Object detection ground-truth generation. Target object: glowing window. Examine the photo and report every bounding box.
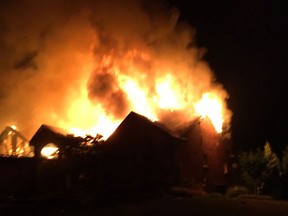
[40,143,59,159]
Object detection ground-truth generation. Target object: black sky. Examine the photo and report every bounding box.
[173,0,288,153]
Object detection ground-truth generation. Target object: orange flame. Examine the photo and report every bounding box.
[56,94,120,139]
[65,86,224,138]
[155,74,182,110]
[0,0,232,142]
[120,77,157,121]
[194,93,224,133]
[52,51,229,138]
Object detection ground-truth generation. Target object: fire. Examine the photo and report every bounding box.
[120,77,157,121]
[155,74,181,110]
[40,143,59,159]
[0,1,232,140]
[55,55,228,138]
[57,93,120,139]
[10,125,17,130]
[194,93,224,133]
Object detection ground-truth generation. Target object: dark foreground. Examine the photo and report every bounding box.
[1,194,288,216]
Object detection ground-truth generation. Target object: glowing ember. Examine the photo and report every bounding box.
[40,143,59,159]
[194,93,224,133]
[10,125,17,130]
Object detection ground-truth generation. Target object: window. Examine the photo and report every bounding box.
[40,143,59,159]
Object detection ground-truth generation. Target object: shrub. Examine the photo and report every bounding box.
[209,192,224,199]
[226,185,250,198]
[169,186,207,197]
[237,194,273,200]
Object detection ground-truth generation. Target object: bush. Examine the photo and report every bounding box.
[169,186,207,197]
[209,192,224,199]
[237,194,273,200]
[226,186,250,198]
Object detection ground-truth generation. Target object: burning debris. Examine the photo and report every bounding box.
[29,124,104,159]
[0,126,34,157]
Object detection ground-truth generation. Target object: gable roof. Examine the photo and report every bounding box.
[29,124,69,158]
[106,111,183,145]
[31,124,69,139]
[103,111,184,155]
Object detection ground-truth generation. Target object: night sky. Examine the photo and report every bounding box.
[174,0,288,154]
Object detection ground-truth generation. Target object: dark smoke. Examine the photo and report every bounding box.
[88,67,129,118]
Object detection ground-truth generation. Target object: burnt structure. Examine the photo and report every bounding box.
[0,126,33,157]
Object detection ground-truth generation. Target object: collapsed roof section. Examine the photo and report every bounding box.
[0,126,34,157]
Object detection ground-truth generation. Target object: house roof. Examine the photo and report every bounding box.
[29,124,71,144]
[32,124,69,138]
[105,111,184,147]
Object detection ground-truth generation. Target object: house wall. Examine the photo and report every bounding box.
[101,114,181,194]
[176,117,228,192]
[30,130,65,158]
[0,157,37,197]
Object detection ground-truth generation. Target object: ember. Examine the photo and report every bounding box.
[40,143,59,159]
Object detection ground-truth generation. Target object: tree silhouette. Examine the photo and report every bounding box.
[238,142,280,194]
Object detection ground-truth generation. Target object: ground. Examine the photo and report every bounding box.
[1,195,288,216]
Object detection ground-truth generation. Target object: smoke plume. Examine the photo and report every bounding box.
[0,0,232,138]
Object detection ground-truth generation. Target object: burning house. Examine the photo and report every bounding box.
[0,111,229,197]
[0,0,233,198]
[1,109,227,197]
[0,126,33,157]
[98,111,183,194]
[0,126,36,197]
[30,124,71,159]
[177,117,229,192]
[97,111,229,194]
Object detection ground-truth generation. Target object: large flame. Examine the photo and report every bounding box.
[194,93,224,133]
[0,0,232,139]
[58,51,229,137]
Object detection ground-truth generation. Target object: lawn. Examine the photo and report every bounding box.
[2,194,288,216]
